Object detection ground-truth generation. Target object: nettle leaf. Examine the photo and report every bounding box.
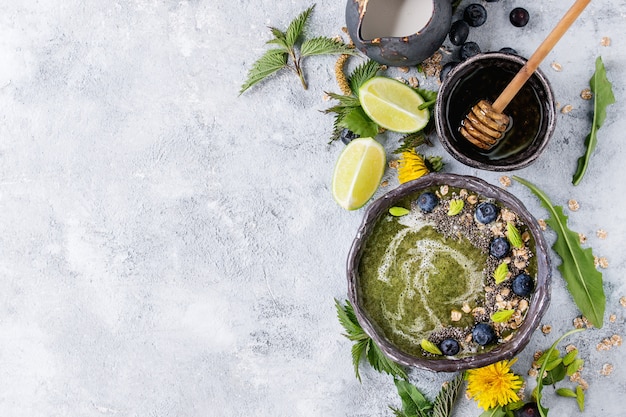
[432,373,464,417]
[338,107,379,138]
[394,379,434,417]
[491,309,515,323]
[267,27,288,48]
[573,56,615,185]
[367,339,408,380]
[324,92,361,107]
[239,49,288,94]
[494,262,509,284]
[513,176,606,328]
[447,200,464,216]
[300,36,356,57]
[506,222,523,248]
[394,131,428,154]
[415,88,438,110]
[349,60,383,96]
[390,207,410,217]
[285,4,314,46]
[421,339,442,355]
[351,339,369,382]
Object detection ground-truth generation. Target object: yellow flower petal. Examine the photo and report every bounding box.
[397,150,430,184]
[466,359,524,410]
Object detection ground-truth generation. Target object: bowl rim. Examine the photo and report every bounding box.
[346,173,552,372]
[435,52,556,171]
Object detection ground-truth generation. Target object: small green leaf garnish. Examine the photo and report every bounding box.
[513,176,606,328]
[573,56,615,185]
[421,338,443,355]
[338,107,379,138]
[447,200,464,216]
[556,388,577,398]
[506,222,523,248]
[391,379,434,417]
[389,207,410,217]
[562,348,578,366]
[432,373,464,417]
[426,155,444,173]
[491,309,515,323]
[494,262,509,284]
[566,358,584,376]
[576,385,585,411]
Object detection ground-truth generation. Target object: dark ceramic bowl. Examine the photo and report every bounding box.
[435,53,556,171]
[346,0,451,66]
[346,173,551,372]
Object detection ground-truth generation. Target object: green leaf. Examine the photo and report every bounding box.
[513,176,606,328]
[267,27,288,48]
[285,4,314,47]
[349,60,383,96]
[421,338,442,355]
[367,340,408,380]
[478,406,507,417]
[447,200,464,216]
[534,329,585,417]
[494,262,509,284]
[432,373,464,417]
[415,88,438,103]
[334,298,368,341]
[394,379,433,417]
[566,358,584,376]
[390,207,410,217]
[239,49,288,94]
[576,385,585,411]
[573,56,615,185]
[300,36,356,57]
[506,222,523,248]
[338,107,379,138]
[556,388,577,398]
[491,309,515,323]
[544,357,563,372]
[394,131,428,154]
[324,92,361,108]
[426,156,444,172]
[562,348,579,366]
[351,339,369,382]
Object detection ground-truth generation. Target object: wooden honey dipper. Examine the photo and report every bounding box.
[460,0,591,150]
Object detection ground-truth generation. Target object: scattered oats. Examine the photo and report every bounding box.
[322,93,331,101]
[465,391,472,400]
[594,256,599,268]
[580,88,593,100]
[462,302,472,314]
[600,363,614,376]
[501,288,510,297]
[501,209,516,222]
[610,334,622,346]
[395,77,408,84]
[597,341,611,351]
[484,286,494,293]
[451,310,463,322]
[389,160,400,169]
[331,35,343,42]
[380,180,390,187]
[538,219,547,230]
[596,229,607,239]
[408,76,419,88]
[522,231,531,242]
[582,316,593,328]
[601,36,611,46]
[518,299,529,312]
[528,368,538,377]
[467,195,478,205]
[534,350,543,361]
[399,66,410,73]
[551,61,563,72]
[565,344,577,353]
[609,314,617,323]
[459,189,468,198]
[561,104,574,114]
[380,65,388,71]
[597,256,609,269]
[440,185,449,195]
[542,325,552,334]
[499,176,512,187]
[421,52,443,78]
[341,26,349,34]
[568,199,579,211]
[579,233,587,244]
[573,317,586,329]
[620,296,626,307]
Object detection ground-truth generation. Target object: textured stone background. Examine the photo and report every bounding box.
[0,0,625,416]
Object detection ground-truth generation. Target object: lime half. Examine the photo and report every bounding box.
[332,137,386,211]
[359,76,429,133]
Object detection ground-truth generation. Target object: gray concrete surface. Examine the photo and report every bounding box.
[0,0,625,416]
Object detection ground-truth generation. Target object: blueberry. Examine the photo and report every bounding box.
[510,7,530,27]
[463,4,487,27]
[514,402,540,417]
[490,237,510,259]
[459,41,481,60]
[439,338,460,356]
[340,128,359,145]
[499,47,518,55]
[472,323,496,346]
[416,192,439,213]
[475,202,498,224]
[512,273,534,297]
[449,20,470,46]
[440,61,459,82]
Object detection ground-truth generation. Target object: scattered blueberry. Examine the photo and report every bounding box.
[459,41,481,60]
[475,202,498,224]
[510,7,530,27]
[449,20,470,46]
[472,323,496,346]
[463,4,487,27]
[416,192,439,213]
[514,402,540,417]
[490,237,510,259]
[440,61,459,82]
[439,338,460,356]
[499,47,518,55]
[512,273,535,297]
[340,128,359,145]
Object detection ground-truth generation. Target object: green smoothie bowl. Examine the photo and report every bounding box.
[347,173,551,372]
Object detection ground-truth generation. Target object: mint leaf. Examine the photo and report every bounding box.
[513,176,606,328]
[573,56,615,185]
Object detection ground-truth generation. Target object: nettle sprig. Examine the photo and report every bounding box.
[240,4,356,94]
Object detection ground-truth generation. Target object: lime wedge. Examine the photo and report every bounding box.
[359,76,429,133]
[332,137,386,211]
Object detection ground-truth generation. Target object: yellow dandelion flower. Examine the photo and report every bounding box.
[398,150,430,184]
[466,359,524,410]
